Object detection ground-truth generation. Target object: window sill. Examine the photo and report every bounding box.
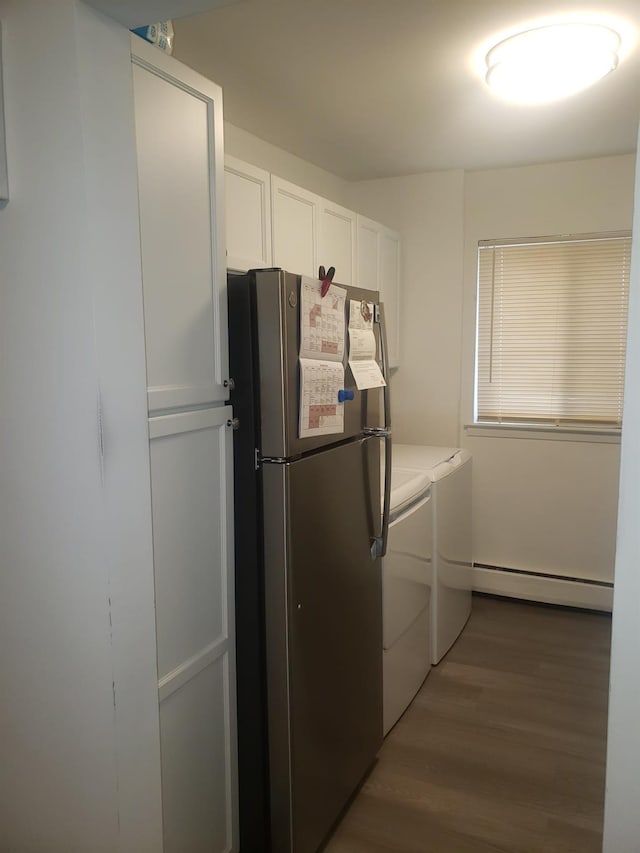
[464,423,621,444]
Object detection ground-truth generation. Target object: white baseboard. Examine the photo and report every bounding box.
[473,565,613,612]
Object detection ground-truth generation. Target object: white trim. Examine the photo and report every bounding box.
[473,565,613,611]
[158,636,230,702]
[148,404,231,439]
[147,384,223,414]
[478,230,632,248]
[465,423,621,444]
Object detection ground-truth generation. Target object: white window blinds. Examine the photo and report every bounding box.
[476,233,631,428]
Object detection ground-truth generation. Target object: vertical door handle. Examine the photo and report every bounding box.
[364,301,392,558]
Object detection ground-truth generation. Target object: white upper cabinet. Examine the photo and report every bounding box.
[271,175,318,278]
[318,198,357,286]
[356,214,381,293]
[132,43,228,412]
[228,159,402,367]
[225,155,272,273]
[357,215,401,369]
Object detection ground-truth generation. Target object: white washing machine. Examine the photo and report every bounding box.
[382,465,433,734]
[392,445,473,665]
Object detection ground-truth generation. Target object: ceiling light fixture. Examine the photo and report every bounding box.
[485,22,621,103]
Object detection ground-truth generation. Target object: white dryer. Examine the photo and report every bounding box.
[392,445,473,665]
[382,465,433,734]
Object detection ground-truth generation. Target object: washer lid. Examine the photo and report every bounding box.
[393,445,471,481]
[383,466,431,513]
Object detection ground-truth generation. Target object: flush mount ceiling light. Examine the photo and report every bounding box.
[485,22,621,103]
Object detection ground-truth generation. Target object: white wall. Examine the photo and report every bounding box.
[462,155,635,584]
[603,128,640,852]
[348,170,465,445]
[0,2,162,849]
[224,121,350,205]
[348,154,634,586]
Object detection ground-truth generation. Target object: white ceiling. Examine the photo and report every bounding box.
[83,0,237,28]
[173,0,640,181]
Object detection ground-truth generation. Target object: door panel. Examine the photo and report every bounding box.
[159,659,231,853]
[437,461,473,591]
[225,155,272,272]
[384,495,432,648]
[356,214,380,292]
[132,58,227,411]
[389,492,433,560]
[148,406,237,852]
[271,176,317,278]
[433,460,473,662]
[318,198,356,286]
[149,409,228,678]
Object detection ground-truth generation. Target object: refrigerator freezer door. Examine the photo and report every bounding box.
[262,437,382,853]
[252,269,384,458]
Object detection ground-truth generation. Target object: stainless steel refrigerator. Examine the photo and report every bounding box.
[228,268,392,853]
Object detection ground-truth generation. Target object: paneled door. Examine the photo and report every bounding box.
[356,214,381,293]
[131,35,238,853]
[318,198,357,286]
[271,175,318,277]
[149,408,237,853]
[132,38,228,413]
[225,155,272,272]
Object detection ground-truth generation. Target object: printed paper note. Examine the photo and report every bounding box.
[348,299,386,390]
[300,277,346,362]
[299,358,345,438]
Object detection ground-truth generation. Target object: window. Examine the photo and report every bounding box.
[476,233,631,429]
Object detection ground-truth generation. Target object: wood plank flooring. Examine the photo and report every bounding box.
[324,595,611,853]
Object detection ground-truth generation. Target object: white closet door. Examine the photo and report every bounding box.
[149,407,237,853]
[225,155,272,272]
[132,46,227,412]
[271,175,318,278]
[318,198,357,286]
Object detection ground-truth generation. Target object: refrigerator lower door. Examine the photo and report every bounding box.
[262,437,382,853]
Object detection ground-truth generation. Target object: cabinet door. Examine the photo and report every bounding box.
[132,43,228,412]
[225,155,272,273]
[149,407,237,853]
[380,226,401,369]
[356,214,381,293]
[318,198,356,286]
[271,175,318,278]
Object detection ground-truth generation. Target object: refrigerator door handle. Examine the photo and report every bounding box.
[378,429,392,558]
[365,301,392,559]
[375,302,392,435]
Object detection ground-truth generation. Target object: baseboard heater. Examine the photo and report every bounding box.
[473,563,613,612]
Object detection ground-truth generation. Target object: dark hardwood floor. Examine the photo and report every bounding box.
[325,595,612,853]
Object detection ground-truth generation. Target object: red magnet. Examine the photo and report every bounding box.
[319,265,335,297]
